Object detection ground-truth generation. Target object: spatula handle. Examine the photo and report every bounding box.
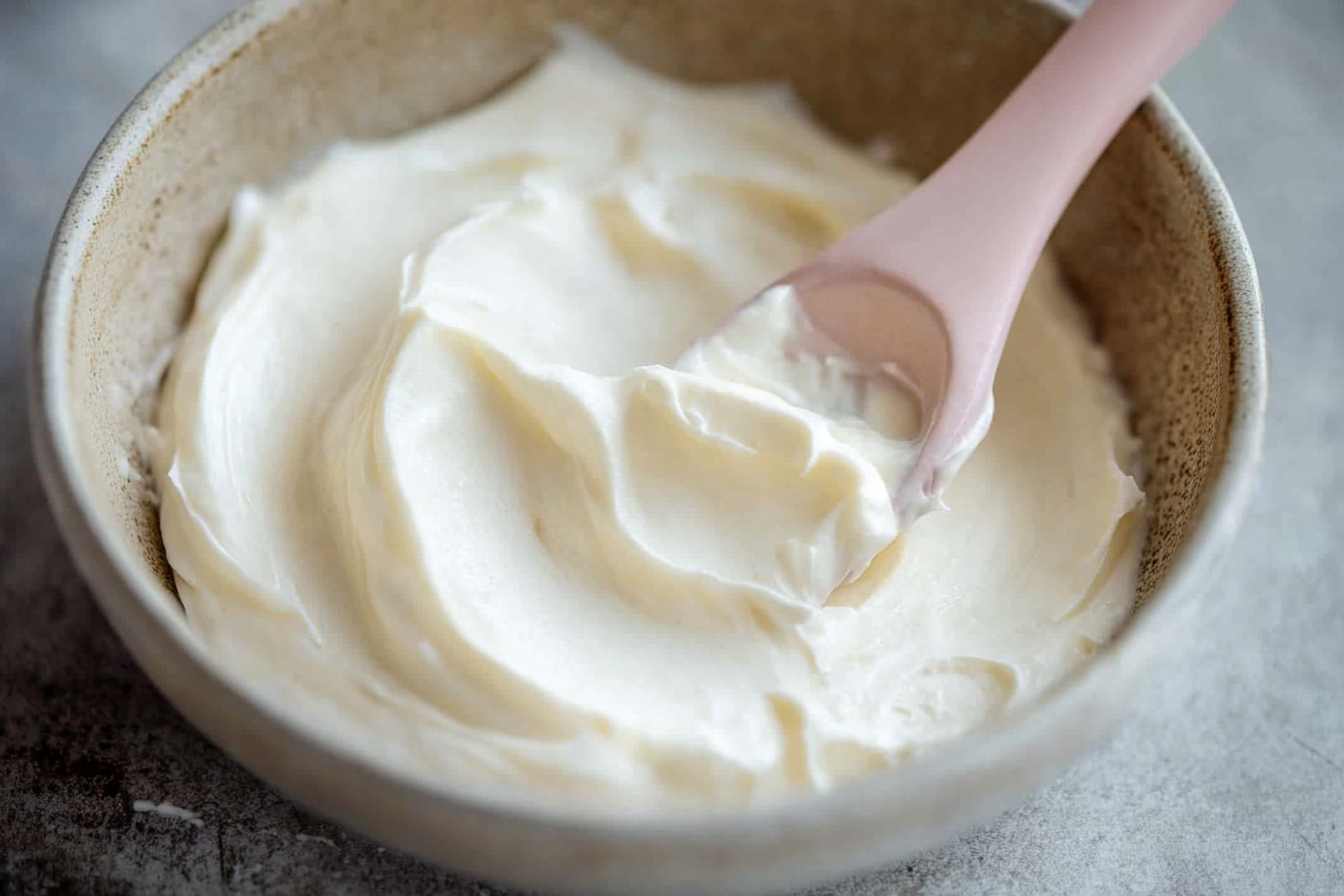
[830,0,1235,347]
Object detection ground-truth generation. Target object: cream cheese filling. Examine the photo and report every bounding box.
[155,33,1144,807]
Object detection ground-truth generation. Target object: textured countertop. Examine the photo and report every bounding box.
[2,1,1341,893]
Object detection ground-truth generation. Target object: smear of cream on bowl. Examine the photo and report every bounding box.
[153,31,1143,807]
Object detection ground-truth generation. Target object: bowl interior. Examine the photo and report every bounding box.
[55,0,1249,619]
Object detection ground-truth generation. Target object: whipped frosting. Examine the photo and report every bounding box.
[155,33,1144,808]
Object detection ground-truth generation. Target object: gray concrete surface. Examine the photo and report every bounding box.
[2,0,1341,893]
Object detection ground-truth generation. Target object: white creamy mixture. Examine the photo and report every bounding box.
[155,35,1144,807]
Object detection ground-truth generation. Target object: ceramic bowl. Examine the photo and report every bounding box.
[30,1,1265,892]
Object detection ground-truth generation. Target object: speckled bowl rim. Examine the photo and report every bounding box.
[29,1,1265,892]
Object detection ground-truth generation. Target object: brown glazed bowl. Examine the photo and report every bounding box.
[29,1,1264,893]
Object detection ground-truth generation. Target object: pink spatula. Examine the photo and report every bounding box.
[701,0,1233,525]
